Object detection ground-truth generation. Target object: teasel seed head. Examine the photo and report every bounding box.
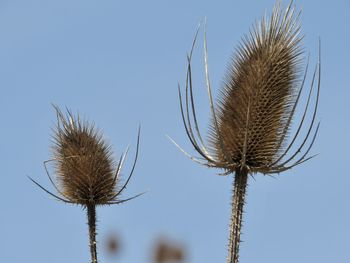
[171,2,320,263]
[30,105,142,206]
[212,1,304,173]
[29,105,143,263]
[171,0,320,176]
[53,107,117,205]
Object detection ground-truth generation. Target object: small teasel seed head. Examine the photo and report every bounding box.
[211,2,303,172]
[52,106,116,205]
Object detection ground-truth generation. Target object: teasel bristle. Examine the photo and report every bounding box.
[171,1,320,263]
[29,105,143,263]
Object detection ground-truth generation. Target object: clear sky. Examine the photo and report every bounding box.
[0,0,349,262]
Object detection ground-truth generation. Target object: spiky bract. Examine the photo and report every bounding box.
[52,107,116,205]
[212,3,303,173]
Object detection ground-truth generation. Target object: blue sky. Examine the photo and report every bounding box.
[0,0,349,262]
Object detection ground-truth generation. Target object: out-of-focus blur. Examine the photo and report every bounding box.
[104,232,122,258]
[153,237,186,263]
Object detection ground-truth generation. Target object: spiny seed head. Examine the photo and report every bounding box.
[52,106,117,205]
[211,3,303,172]
[175,1,319,176]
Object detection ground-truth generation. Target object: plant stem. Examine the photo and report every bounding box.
[87,204,98,263]
[227,168,248,263]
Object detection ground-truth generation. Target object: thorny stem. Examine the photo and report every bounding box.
[227,168,248,263]
[87,204,98,263]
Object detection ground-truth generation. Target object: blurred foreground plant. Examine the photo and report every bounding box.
[30,105,142,263]
[153,238,186,263]
[170,1,320,262]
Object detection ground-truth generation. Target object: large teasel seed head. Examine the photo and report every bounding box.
[172,0,320,176]
[173,2,320,263]
[212,2,304,173]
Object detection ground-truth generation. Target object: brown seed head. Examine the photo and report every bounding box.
[174,1,320,175]
[212,3,303,172]
[29,105,141,206]
[52,106,116,205]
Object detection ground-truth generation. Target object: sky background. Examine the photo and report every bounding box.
[0,0,349,262]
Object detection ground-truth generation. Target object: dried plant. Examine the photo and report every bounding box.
[153,238,186,263]
[30,105,142,263]
[170,1,320,263]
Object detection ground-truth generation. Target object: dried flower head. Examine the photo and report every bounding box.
[172,2,320,176]
[211,3,320,175]
[30,105,142,263]
[30,105,141,206]
[171,1,320,263]
[52,108,116,205]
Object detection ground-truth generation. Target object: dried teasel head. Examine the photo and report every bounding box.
[171,0,320,175]
[30,105,143,263]
[30,105,142,206]
[171,2,321,263]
